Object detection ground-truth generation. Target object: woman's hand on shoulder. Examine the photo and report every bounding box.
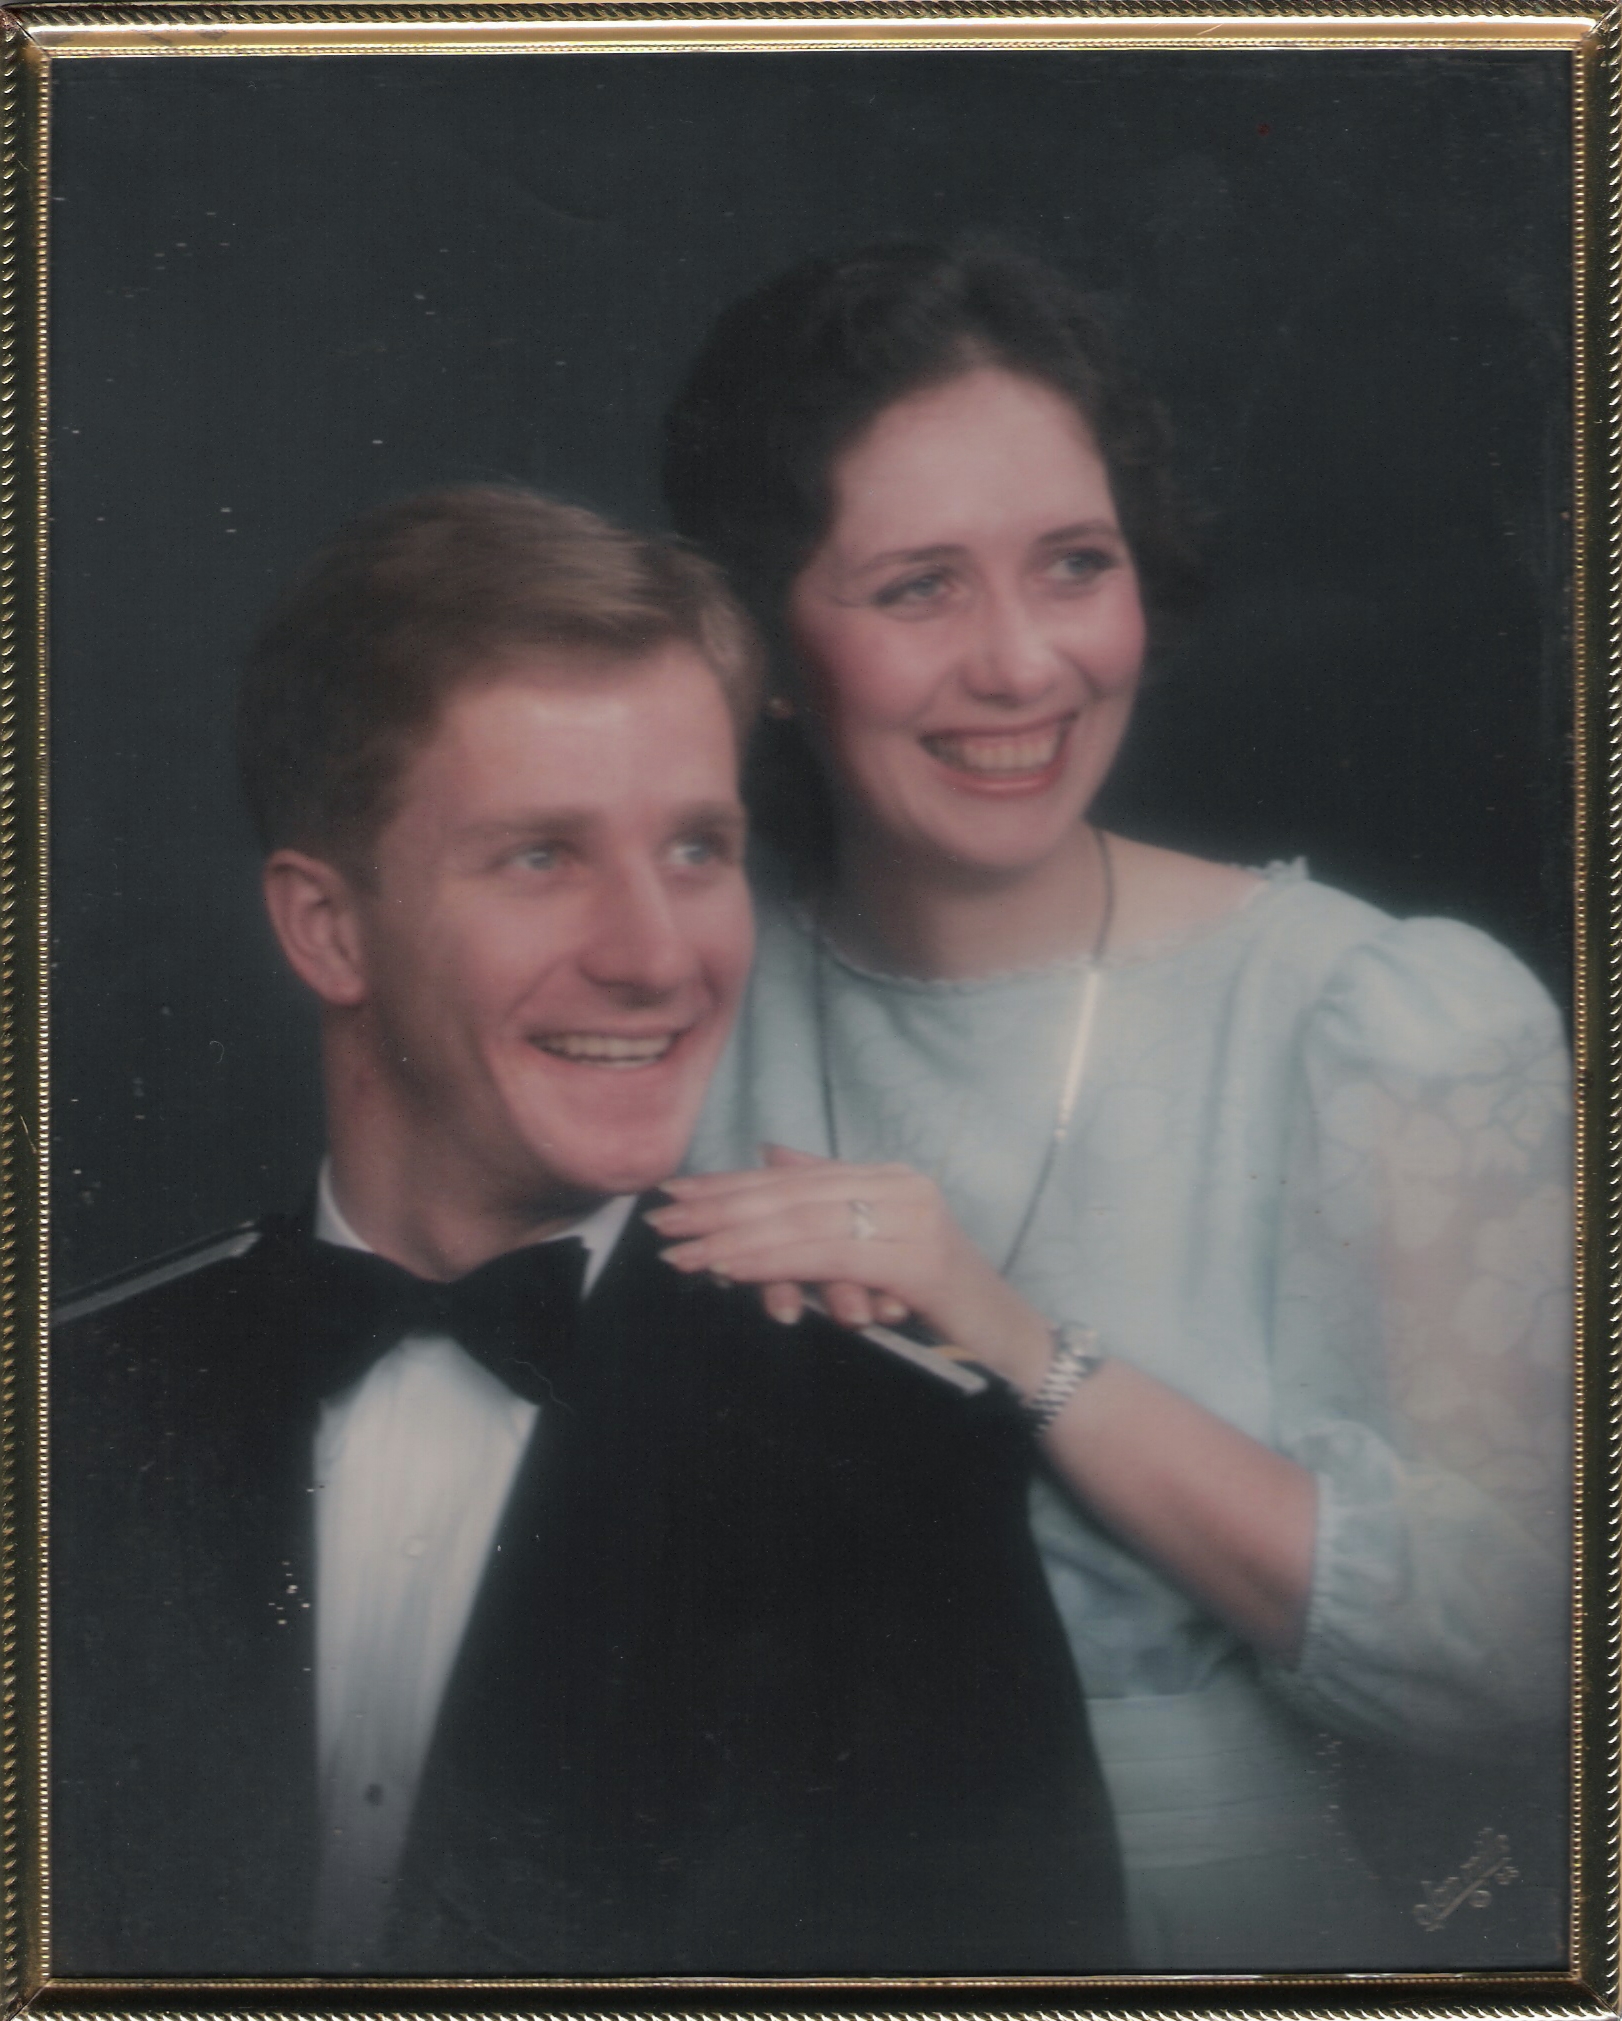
[647,1147,1053,1394]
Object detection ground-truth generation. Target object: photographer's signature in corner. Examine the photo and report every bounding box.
[1413,1827,1519,1931]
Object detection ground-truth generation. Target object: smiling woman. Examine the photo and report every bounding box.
[666,241,1572,1972]
[785,370,1147,935]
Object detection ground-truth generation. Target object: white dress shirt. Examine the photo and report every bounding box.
[310,1168,634,1963]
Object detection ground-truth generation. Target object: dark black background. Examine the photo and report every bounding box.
[50,48,1572,1292]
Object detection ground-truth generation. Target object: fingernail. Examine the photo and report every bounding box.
[766,1292,800,1326]
[660,1247,701,1272]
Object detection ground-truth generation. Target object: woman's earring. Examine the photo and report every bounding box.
[765,694,796,720]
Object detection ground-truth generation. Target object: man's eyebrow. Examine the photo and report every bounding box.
[455,802,747,844]
[456,810,599,843]
[670,801,748,832]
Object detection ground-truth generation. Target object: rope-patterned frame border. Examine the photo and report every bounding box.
[0,8,1613,2017]
[0,2,1607,20]
[1573,5,1620,2009]
[1,13,44,2019]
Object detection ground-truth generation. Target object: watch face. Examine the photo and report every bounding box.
[1055,1323,1101,1364]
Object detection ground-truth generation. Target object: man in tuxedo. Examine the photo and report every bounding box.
[52,487,1124,1978]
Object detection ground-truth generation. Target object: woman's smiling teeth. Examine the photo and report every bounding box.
[922,719,1071,776]
[535,1032,678,1067]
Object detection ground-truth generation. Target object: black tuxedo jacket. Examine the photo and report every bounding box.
[52,1205,1124,1977]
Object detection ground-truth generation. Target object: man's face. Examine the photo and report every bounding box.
[345,645,752,1219]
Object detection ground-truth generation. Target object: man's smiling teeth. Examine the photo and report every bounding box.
[923,723,1067,774]
[535,1033,676,1067]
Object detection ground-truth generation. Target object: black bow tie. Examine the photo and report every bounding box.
[302,1234,588,1406]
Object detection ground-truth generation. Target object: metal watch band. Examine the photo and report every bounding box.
[1025,1321,1105,1433]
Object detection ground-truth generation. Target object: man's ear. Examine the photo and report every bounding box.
[262,849,371,1007]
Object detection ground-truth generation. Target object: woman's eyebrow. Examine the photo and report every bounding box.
[1035,519,1126,544]
[846,542,962,574]
[845,520,1126,575]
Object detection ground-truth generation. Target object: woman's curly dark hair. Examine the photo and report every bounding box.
[661,240,1205,874]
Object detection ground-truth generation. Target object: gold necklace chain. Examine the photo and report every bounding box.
[812,825,1116,1277]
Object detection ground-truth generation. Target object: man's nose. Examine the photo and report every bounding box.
[962,587,1063,704]
[579,864,694,997]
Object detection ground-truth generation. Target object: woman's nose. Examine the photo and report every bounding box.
[962,589,1063,703]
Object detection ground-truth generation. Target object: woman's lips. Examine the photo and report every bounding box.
[920,715,1074,790]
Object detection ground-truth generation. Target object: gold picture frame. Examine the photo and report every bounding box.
[2,2,1612,2012]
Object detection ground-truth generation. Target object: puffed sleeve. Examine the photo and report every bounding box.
[1262,917,1571,1748]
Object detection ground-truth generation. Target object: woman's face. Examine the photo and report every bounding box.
[787,366,1147,881]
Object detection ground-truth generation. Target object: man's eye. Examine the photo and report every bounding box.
[514,842,562,871]
[670,833,730,869]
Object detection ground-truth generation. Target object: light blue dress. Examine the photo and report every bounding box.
[689,857,1571,1971]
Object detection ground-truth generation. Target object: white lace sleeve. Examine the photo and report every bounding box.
[1262,918,1571,1747]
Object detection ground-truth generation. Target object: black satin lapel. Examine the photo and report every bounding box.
[391,1215,695,1970]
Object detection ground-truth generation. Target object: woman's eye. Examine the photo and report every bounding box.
[874,569,952,610]
[1050,547,1117,587]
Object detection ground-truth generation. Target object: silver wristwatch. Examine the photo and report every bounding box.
[1025,1321,1105,1433]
